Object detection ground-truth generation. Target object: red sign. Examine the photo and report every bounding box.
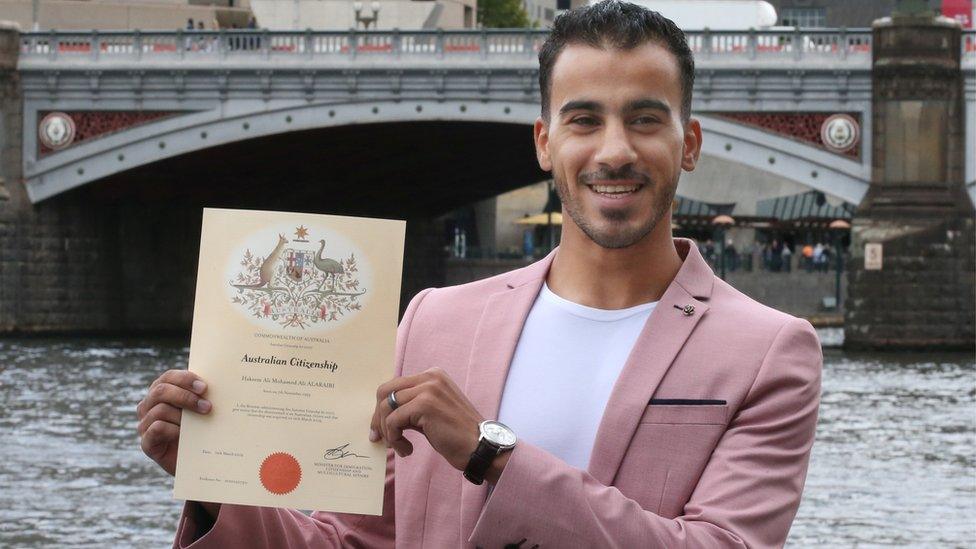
[943,0,973,28]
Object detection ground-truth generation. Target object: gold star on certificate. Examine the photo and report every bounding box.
[294,225,310,241]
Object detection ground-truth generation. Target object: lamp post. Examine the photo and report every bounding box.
[711,214,735,280]
[353,1,381,29]
[828,219,850,311]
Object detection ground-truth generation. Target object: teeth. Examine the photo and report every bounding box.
[591,184,639,194]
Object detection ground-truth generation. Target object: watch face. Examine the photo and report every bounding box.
[482,421,516,447]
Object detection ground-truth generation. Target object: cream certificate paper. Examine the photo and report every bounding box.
[174,207,405,515]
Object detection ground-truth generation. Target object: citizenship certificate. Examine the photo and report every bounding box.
[174,207,405,515]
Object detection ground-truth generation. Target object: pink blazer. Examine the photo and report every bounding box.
[176,238,822,548]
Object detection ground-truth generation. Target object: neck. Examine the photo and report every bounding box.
[546,213,683,310]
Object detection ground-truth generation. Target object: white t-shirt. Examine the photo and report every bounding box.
[496,283,657,470]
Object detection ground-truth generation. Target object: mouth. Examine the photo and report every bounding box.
[587,183,644,198]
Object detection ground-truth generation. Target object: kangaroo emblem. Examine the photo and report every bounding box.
[232,234,288,290]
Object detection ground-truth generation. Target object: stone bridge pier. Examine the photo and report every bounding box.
[845,12,976,350]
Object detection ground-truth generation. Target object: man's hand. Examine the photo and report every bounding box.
[136,369,212,476]
[370,368,484,471]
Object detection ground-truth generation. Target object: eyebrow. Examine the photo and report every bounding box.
[558,100,603,115]
[558,98,672,117]
[626,98,672,115]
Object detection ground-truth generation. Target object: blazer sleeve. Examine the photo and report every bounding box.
[469,317,823,549]
[173,288,436,549]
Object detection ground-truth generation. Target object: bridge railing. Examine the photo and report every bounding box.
[688,28,872,61]
[18,29,550,61]
[17,29,976,64]
[15,28,874,62]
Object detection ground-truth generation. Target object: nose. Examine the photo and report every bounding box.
[593,119,638,171]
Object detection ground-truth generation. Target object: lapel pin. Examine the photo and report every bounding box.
[673,304,695,316]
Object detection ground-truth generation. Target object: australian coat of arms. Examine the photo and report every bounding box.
[229,225,365,329]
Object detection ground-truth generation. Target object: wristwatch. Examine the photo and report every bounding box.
[463,420,517,485]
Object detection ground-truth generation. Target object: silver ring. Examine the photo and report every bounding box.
[387,390,399,411]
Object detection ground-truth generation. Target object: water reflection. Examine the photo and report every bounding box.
[0,336,973,547]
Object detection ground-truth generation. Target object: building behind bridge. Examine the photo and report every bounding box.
[0,0,480,32]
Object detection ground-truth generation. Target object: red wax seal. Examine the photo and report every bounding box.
[259,452,302,495]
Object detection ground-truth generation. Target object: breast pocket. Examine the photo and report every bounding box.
[617,403,730,516]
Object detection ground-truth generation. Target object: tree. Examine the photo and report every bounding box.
[478,0,532,28]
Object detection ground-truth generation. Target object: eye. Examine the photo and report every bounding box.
[632,115,660,125]
[569,116,599,127]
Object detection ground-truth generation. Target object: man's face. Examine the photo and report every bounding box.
[534,42,701,249]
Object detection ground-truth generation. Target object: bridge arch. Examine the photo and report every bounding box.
[26,100,868,205]
[695,114,869,205]
[25,99,544,203]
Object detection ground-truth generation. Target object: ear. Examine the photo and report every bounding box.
[533,116,553,172]
[681,117,703,172]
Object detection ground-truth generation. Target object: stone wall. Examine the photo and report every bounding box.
[847,219,975,347]
[0,189,445,333]
[0,189,122,332]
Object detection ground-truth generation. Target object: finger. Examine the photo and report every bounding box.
[374,372,430,405]
[137,402,182,436]
[374,385,423,443]
[141,420,180,461]
[391,438,413,458]
[142,382,212,417]
[383,404,417,457]
[140,371,207,417]
[370,399,383,442]
[375,369,452,414]
[150,369,208,396]
[371,384,403,441]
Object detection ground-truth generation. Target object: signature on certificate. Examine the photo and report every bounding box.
[323,443,369,460]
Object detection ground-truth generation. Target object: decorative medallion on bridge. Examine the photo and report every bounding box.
[37,110,182,156]
[38,112,76,151]
[820,114,860,154]
[713,112,861,159]
[227,224,369,330]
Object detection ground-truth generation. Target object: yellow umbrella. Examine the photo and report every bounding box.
[515,212,563,225]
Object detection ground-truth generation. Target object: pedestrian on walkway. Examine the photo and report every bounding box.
[813,242,825,272]
[802,243,814,271]
[770,239,783,272]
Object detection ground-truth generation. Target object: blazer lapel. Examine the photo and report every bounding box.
[587,240,715,485]
[458,250,553,541]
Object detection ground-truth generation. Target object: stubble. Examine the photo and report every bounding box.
[554,168,676,249]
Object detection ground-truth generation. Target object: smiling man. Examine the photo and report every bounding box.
[138,2,822,547]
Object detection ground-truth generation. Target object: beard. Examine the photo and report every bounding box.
[554,166,675,249]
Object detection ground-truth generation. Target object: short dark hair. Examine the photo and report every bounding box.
[538,0,695,123]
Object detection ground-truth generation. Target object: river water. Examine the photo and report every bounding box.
[0,331,973,548]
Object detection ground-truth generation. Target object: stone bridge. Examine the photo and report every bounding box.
[14,28,974,207]
[0,25,974,333]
